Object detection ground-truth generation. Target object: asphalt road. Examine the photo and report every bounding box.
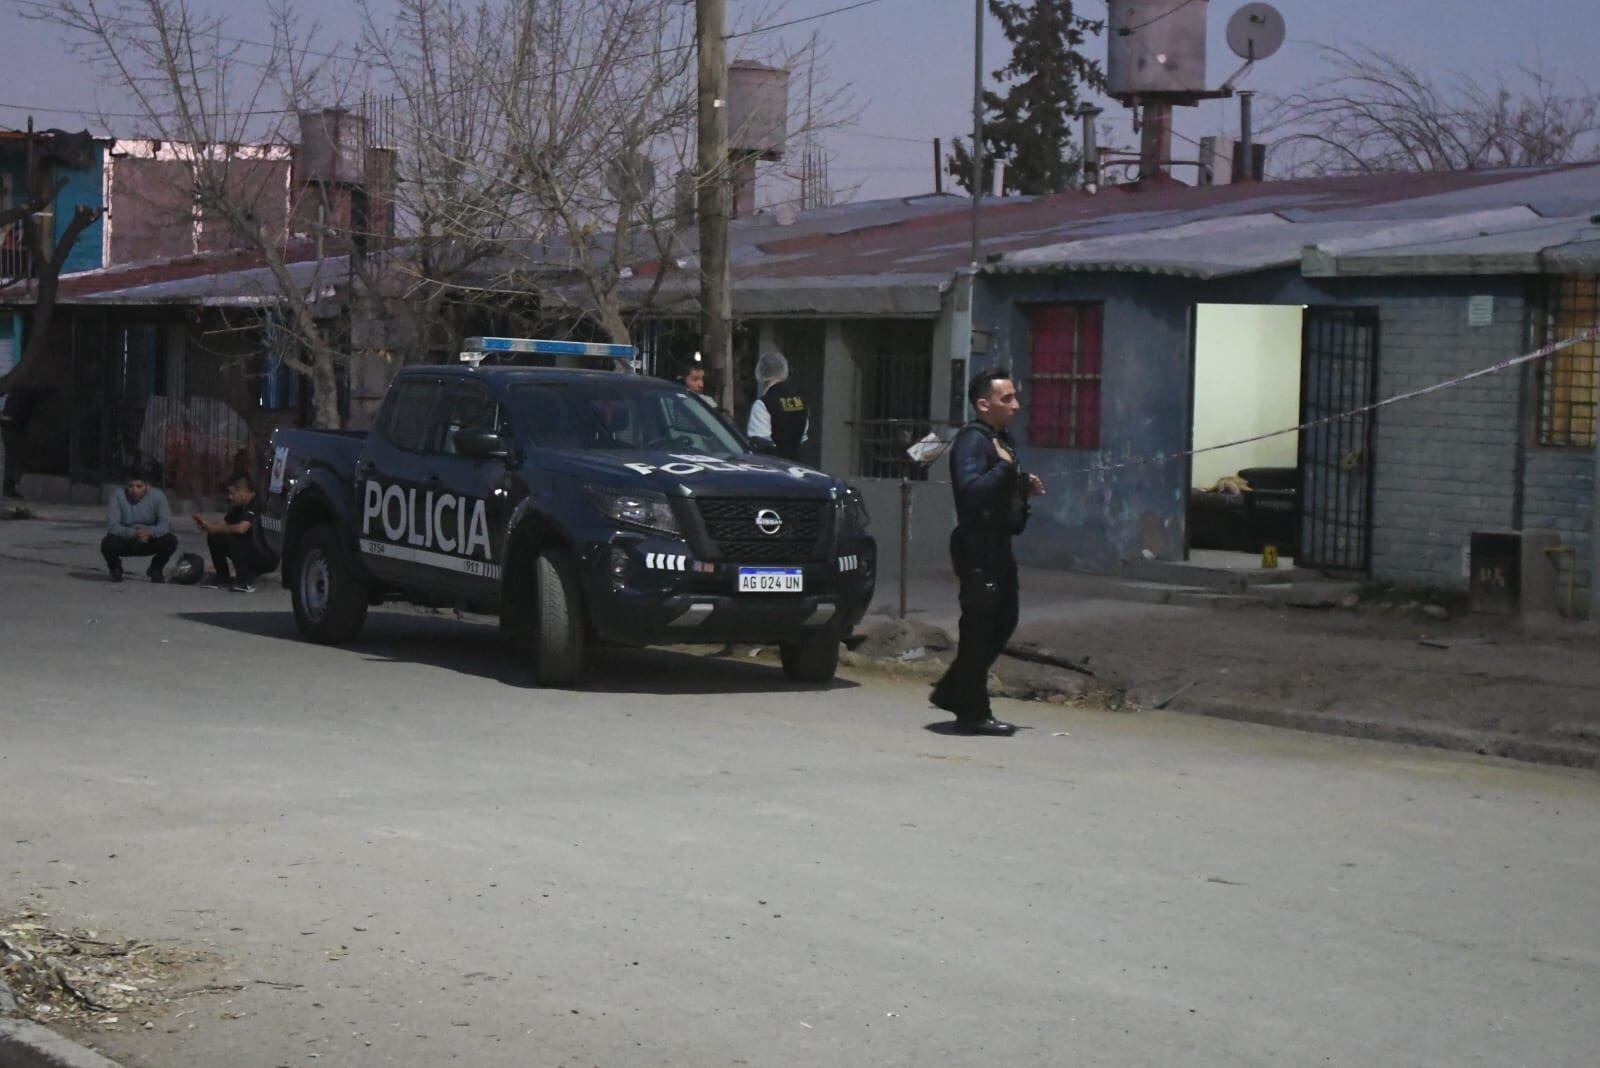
[3,556,1599,1067]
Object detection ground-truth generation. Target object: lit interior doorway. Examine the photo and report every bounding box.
[1187,303,1305,567]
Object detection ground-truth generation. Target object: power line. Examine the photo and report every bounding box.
[0,0,901,125]
[835,129,935,145]
[726,0,889,39]
[0,0,365,65]
[1116,0,1202,35]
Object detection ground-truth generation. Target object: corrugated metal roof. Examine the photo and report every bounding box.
[986,169,1600,278]
[619,165,1600,313]
[0,243,340,306]
[14,165,1598,314]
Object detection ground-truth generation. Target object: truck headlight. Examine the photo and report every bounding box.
[586,486,681,537]
[838,488,870,538]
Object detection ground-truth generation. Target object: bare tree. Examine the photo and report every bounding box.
[40,0,363,427]
[355,0,532,364]
[1270,46,1600,176]
[365,0,854,352]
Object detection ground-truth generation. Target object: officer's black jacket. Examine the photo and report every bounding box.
[948,420,1023,535]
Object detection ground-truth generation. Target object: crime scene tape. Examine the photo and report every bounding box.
[913,326,1600,482]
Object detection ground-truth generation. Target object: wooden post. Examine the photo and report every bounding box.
[970,0,984,264]
[696,0,734,415]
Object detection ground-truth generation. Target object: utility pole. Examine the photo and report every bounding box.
[24,116,37,300]
[696,0,733,414]
[969,0,983,264]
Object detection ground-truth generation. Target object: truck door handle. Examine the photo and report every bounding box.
[426,473,442,484]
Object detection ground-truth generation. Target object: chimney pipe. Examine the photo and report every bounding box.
[1079,105,1102,192]
[1238,91,1255,183]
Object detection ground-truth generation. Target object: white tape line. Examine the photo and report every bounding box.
[928,326,1599,482]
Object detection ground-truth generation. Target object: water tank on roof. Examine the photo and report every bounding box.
[726,61,789,161]
[297,108,367,184]
[1106,0,1209,99]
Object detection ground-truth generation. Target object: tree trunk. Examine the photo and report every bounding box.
[309,345,342,429]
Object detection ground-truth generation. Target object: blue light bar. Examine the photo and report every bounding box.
[464,337,636,359]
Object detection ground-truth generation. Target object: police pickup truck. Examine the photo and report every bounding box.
[259,338,875,686]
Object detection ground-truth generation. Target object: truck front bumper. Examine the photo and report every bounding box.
[579,536,876,646]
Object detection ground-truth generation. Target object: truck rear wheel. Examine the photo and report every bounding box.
[291,525,368,644]
[780,630,841,684]
[528,548,585,687]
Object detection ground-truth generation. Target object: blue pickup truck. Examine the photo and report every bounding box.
[258,341,876,686]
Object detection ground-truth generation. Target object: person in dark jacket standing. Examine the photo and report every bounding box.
[746,350,809,461]
[0,384,43,499]
[930,368,1045,736]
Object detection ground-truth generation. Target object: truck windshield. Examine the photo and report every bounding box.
[509,380,748,455]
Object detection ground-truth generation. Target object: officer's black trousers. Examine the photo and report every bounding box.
[208,532,277,584]
[933,529,1020,724]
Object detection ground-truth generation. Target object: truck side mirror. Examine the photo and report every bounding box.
[453,428,509,459]
[749,437,778,456]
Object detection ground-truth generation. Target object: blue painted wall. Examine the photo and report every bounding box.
[973,272,1196,573]
[50,148,105,273]
[0,141,105,274]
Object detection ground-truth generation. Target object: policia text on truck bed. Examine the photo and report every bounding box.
[258,339,877,685]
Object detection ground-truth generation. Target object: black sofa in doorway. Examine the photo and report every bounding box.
[1188,466,1298,554]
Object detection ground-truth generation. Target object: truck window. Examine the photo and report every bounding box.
[437,382,502,454]
[509,381,745,455]
[377,379,444,452]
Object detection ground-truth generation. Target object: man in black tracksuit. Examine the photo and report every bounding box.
[1,384,44,499]
[931,368,1045,736]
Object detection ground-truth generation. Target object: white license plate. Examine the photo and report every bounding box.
[738,568,804,593]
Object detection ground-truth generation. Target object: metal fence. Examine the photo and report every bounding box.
[849,417,954,480]
[1,218,31,285]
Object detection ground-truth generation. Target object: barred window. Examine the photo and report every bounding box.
[1027,303,1104,449]
[1539,276,1599,448]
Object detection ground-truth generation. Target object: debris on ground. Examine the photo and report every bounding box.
[851,618,953,661]
[1,900,215,1030]
[844,618,1125,710]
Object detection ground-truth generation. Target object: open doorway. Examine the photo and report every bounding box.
[1187,303,1305,567]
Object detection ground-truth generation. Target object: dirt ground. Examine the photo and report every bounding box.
[850,583,1600,765]
[1013,601,1600,754]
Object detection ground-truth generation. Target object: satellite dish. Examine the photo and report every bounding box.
[1226,3,1286,62]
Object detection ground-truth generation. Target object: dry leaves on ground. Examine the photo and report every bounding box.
[1,900,214,1029]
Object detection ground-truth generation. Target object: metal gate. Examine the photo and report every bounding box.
[1297,307,1379,573]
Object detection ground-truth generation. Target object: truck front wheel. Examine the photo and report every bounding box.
[524,548,586,687]
[291,525,369,644]
[779,630,841,684]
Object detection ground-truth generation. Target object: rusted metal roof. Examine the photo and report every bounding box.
[0,243,341,306]
[610,164,1600,313]
[15,164,1598,314]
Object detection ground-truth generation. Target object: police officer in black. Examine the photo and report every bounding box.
[746,350,809,461]
[930,367,1045,736]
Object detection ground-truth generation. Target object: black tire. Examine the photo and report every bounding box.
[780,630,841,684]
[528,548,585,687]
[290,524,369,644]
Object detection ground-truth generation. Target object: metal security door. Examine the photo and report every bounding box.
[1298,308,1379,574]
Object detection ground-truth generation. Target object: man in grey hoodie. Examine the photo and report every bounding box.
[101,471,178,583]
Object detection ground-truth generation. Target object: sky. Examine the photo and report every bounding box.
[2,0,1597,205]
